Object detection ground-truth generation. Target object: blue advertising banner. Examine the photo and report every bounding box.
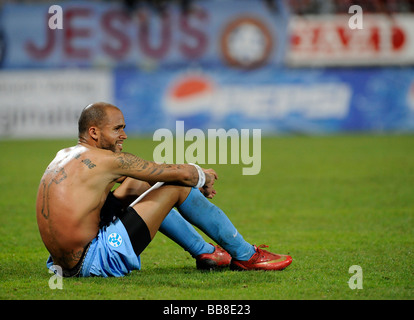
[115,67,414,135]
[1,1,414,136]
[0,0,288,69]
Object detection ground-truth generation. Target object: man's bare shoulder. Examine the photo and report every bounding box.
[47,145,109,171]
[74,144,138,179]
[71,143,114,158]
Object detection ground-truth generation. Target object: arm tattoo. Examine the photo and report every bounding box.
[114,153,199,185]
[115,152,145,169]
[115,153,164,176]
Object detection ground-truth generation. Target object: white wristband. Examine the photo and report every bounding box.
[189,163,206,188]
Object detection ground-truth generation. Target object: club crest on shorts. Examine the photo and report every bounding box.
[108,233,123,248]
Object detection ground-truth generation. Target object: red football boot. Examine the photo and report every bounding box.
[230,245,292,271]
[196,244,232,270]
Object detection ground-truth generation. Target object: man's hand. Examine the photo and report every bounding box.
[200,168,218,199]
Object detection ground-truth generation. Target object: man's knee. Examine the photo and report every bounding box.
[113,178,151,205]
[160,185,192,205]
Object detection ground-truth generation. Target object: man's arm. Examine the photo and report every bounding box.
[109,152,216,191]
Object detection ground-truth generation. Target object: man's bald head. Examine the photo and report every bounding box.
[78,102,120,138]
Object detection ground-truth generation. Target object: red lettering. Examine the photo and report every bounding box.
[139,13,171,59]
[290,33,301,47]
[64,8,92,59]
[392,26,405,51]
[311,27,321,52]
[369,27,380,51]
[25,13,55,59]
[179,10,208,58]
[101,10,131,59]
[337,27,352,48]
[25,5,215,65]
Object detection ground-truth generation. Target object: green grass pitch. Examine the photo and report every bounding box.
[0,135,413,300]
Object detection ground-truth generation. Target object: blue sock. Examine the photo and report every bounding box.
[159,209,214,257]
[177,188,256,261]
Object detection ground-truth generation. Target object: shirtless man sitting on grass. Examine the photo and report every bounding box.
[36,102,292,277]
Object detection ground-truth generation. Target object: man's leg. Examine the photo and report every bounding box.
[175,187,293,271]
[113,178,214,257]
[129,184,254,260]
[177,187,256,261]
[130,185,191,239]
[159,209,215,257]
[125,183,292,271]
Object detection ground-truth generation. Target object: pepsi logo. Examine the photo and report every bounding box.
[164,73,215,116]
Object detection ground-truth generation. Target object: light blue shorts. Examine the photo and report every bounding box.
[47,217,141,277]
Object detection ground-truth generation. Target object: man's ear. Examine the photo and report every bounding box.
[89,126,99,141]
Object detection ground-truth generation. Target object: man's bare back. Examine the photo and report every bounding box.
[36,145,118,269]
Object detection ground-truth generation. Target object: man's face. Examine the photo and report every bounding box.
[98,107,127,153]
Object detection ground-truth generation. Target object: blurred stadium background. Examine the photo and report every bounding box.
[1,0,413,301]
[0,0,414,138]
